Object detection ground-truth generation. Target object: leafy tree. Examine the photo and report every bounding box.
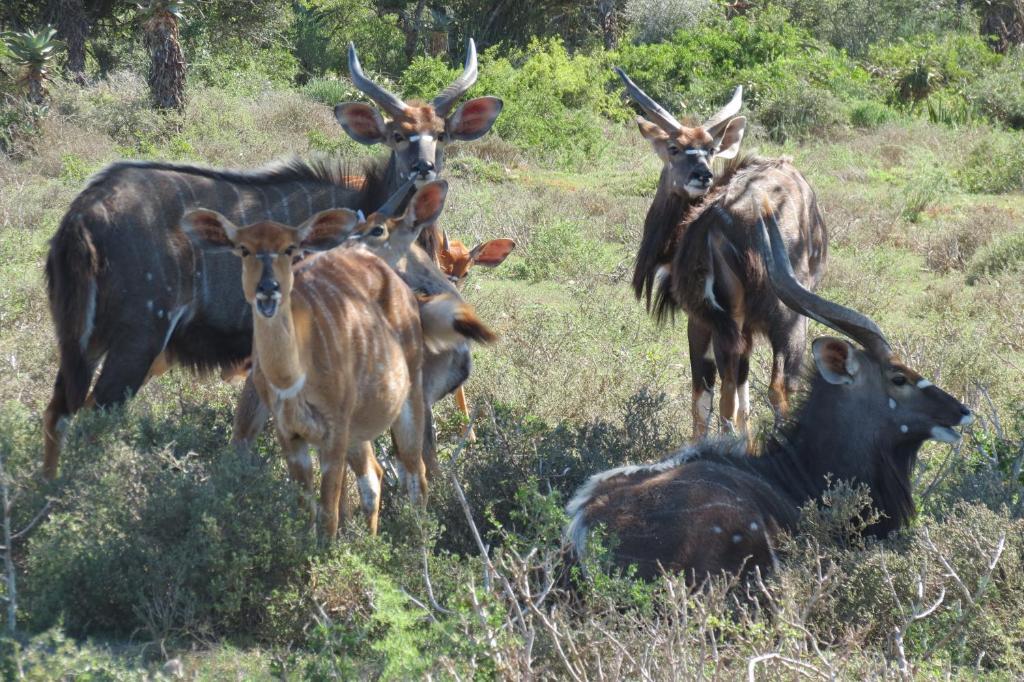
[3,26,61,104]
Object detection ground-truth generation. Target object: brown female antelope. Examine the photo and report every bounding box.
[565,204,973,582]
[617,67,828,438]
[180,184,452,537]
[42,39,502,479]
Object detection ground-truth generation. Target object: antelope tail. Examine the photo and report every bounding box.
[418,293,498,353]
[45,214,100,411]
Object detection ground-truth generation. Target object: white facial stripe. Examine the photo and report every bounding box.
[916,379,933,389]
[685,149,710,157]
[408,134,434,142]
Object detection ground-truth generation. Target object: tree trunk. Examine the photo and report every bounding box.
[144,11,186,110]
[403,0,428,64]
[56,0,89,84]
[979,0,1024,53]
[26,71,46,105]
[598,0,618,50]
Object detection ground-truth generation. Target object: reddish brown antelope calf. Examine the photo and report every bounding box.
[565,204,973,582]
[617,68,827,438]
[179,184,453,538]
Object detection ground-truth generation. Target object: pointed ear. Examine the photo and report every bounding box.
[296,209,360,252]
[180,209,238,251]
[406,180,449,228]
[636,116,669,143]
[334,102,388,145]
[447,96,503,141]
[713,116,746,160]
[469,238,516,268]
[812,337,860,385]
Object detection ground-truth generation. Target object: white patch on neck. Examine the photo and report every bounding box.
[916,379,933,389]
[268,373,306,400]
[889,398,897,410]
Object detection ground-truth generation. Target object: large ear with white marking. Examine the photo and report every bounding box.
[812,337,860,385]
[334,102,388,145]
[447,96,503,141]
[469,238,516,268]
[712,116,746,160]
[296,209,360,252]
[180,209,238,251]
[636,117,670,161]
[404,180,449,230]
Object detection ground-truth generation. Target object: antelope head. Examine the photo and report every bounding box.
[756,202,974,448]
[336,40,503,188]
[181,209,360,319]
[616,68,746,199]
[351,179,450,266]
[438,235,516,289]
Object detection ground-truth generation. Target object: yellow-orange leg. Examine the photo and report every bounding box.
[454,386,476,442]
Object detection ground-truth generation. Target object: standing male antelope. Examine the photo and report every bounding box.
[180,183,451,537]
[565,204,973,582]
[617,68,828,437]
[42,39,503,479]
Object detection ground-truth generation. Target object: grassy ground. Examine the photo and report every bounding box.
[1,73,1023,678]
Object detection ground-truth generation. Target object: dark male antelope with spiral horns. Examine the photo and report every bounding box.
[565,202,974,582]
[616,67,828,438]
[42,39,503,479]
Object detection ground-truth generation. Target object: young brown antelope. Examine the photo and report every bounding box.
[617,68,827,438]
[180,195,441,538]
[566,204,973,582]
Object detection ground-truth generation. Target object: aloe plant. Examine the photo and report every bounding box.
[3,27,61,105]
[137,0,189,110]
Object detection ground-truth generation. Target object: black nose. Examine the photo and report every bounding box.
[692,167,713,184]
[413,160,435,174]
[960,406,972,416]
[257,279,279,296]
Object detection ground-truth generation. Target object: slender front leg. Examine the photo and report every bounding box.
[279,433,315,526]
[687,319,716,440]
[232,373,270,457]
[347,441,383,535]
[392,392,427,505]
[453,386,476,442]
[319,440,349,541]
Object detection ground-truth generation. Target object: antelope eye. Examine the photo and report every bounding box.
[238,246,250,257]
[668,145,680,155]
[284,246,296,257]
[891,375,908,387]
[370,226,385,237]
[393,132,404,143]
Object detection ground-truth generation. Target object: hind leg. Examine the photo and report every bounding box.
[346,442,383,534]
[453,386,476,442]
[90,333,166,409]
[391,391,427,505]
[43,372,73,479]
[769,315,807,425]
[687,319,716,440]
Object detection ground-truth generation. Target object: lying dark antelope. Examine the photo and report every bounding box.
[42,40,502,479]
[565,203,973,582]
[178,184,456,537]
[617,68,827,437]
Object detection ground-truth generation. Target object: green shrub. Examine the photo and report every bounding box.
[473,39,622,168]
[400,55,458,102]
[958,129,1024,193]
[849,99,900,128]
[301,77,358,107]
[24,403,316,640]
[292,0,405,78]
[507,217,623,283]
[967,230,1024,283]
[0,629,150,680]
[969,48,1024,129]
[189,39,300,95]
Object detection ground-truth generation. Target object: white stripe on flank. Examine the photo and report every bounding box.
[160,305,189,352]
[230,184,249,224]
[79,279,97,352]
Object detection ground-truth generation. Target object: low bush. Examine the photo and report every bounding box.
[969,47,1024,128]
[967,230,1024,283]
[958,129,1024,193]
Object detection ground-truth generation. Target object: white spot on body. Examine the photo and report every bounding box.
[900,424,909,433]
[712,526,723,534]
[889,398,897,410]
[146,300,154,311]
[145,272,153,281]
[157,309,165,319]
[732,533,743,544]
[749,521,759,531]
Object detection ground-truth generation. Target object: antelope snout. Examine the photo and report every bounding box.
[691,165,713,187]
[254,279,281,318]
